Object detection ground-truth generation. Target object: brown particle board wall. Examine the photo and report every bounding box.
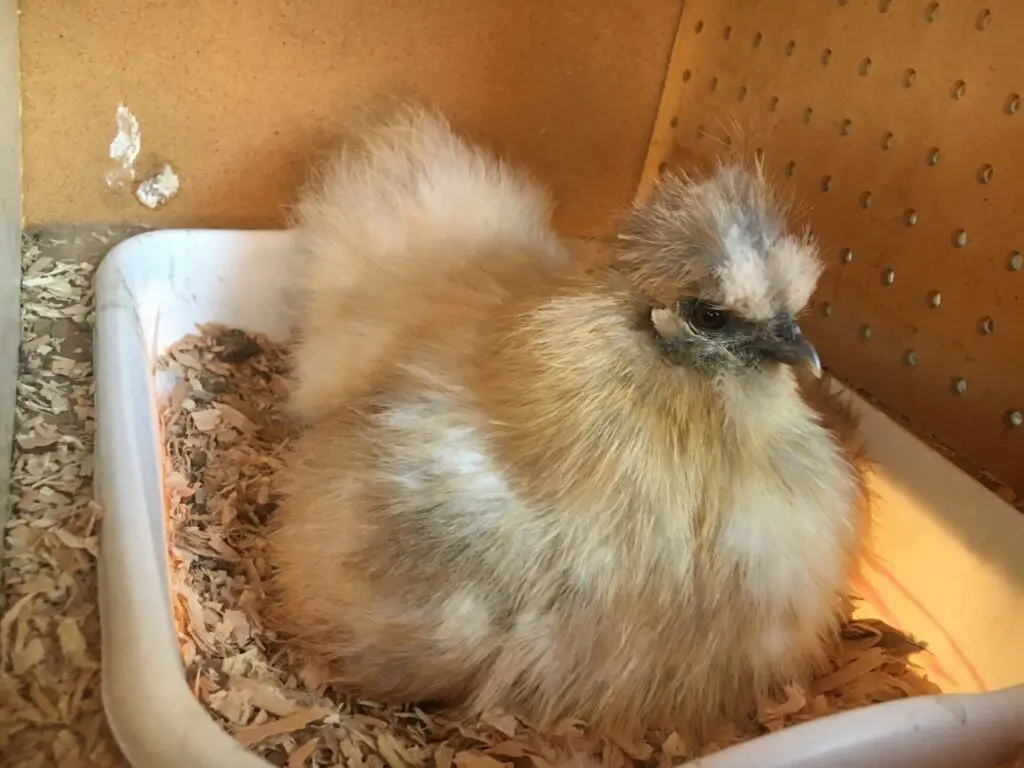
[19,0,684,234]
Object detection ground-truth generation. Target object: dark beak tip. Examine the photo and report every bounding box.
[806,349,823,378]
[771,336,822,378]
[797,338,822,378]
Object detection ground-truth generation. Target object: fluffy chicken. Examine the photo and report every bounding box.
[266,100,868,740]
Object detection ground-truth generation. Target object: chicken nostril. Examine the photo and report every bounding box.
[780,329,797,342]
[773,317,800,342]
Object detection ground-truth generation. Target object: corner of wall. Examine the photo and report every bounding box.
[0,0,22,553]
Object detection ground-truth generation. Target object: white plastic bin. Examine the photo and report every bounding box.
[94,229,1024,768]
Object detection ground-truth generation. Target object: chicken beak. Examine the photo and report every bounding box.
[771,335,822,378]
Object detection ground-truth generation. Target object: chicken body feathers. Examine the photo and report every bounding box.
[267,102,867,741]
[287,101,567,421]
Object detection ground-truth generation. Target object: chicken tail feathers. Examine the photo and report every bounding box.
[290,98,559,295]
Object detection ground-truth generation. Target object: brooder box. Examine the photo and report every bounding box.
[95,228,1024,768]
[2,1,1024,767]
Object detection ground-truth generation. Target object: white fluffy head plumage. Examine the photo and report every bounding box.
[618,162,822,321]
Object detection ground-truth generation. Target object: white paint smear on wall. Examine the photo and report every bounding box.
[135,164,180,210]
[106,104,141,189]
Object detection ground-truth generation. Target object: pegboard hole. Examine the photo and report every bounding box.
[926,147,941,165]
[1006,94,1021,116]
[881,131,894,150]
[785,160,796,177]
[840,247,853,264]
[979,316,995,335]
[696,125,706,139]
[821,175,833,192]
[682,69,692,83]
[904,69,918,88]
[753,32,763,49]
[878,0,892,12]
[840,118,853,136]
[658,162,668,176]
[754,147,765,162]
[904,350,918,366]
[1006,410,1024,429]
[821,48,832,67]
[859,57,873,76]
[723,26,732,41]
[694,20,704,34]
[925,2,940,21]
[952,377,968,396]
[709,76,718,92]
[803,107,814,123]
[768,95,779,112]
[785,40,797,56]
[669,116,679,128]
[882,268,895,285]
[738,85,748,101]
[977,164,994,184]
[928,291,942,308]
[952,228,968,248]
[976,9,993,30]
[860,191,873,209]
[951,80,967,100]
[1010,251,1023,271]
[905,209,919,226]
[820,302,833,317]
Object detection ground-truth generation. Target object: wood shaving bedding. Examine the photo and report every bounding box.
[160,324,946,768]
[0,229,142,768]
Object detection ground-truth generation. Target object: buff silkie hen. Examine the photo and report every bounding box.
[265,101,868,742]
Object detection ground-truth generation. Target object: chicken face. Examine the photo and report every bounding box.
[617,163,824,378]
[650,298,821,377]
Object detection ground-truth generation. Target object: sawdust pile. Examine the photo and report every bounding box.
[162,325,944,768]
[0,232,130,768]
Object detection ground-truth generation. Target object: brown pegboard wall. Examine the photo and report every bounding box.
[639,0,1023,497]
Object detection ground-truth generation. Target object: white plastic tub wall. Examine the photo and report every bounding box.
[94,230,1024,768]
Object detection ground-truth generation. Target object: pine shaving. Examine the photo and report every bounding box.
[1,229,145,768]
[154,324,954,767]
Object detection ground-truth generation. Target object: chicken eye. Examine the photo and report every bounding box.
[691,302,729,332]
